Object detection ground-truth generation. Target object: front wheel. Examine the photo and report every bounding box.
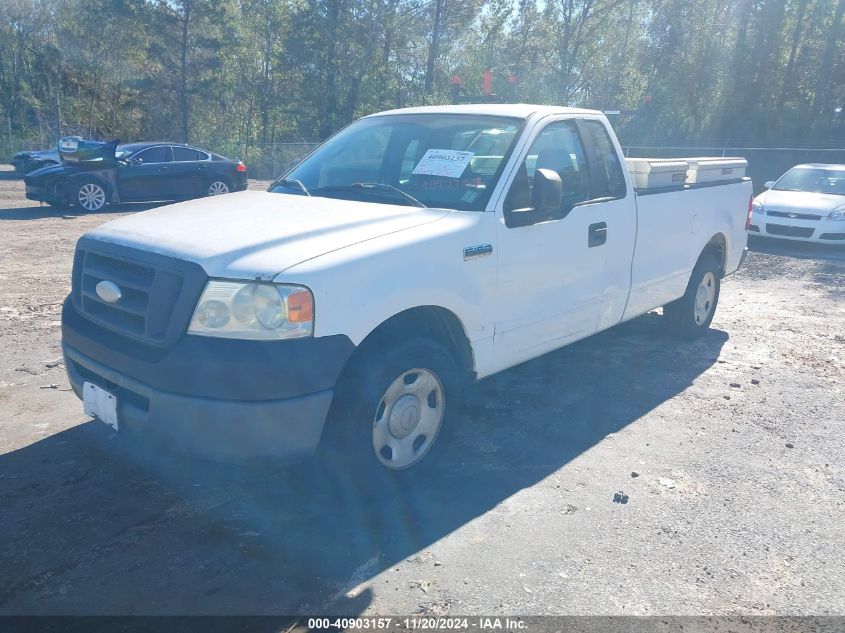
[323,338,461,472]
[664,254,721,339]
[75,181,108,212]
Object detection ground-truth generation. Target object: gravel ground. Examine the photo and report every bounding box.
[0,165,843,616]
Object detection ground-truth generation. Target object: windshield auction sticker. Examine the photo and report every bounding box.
[412,149,474,178]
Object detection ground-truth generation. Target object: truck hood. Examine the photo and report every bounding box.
[84,190,452,278]
[756,189,845,214]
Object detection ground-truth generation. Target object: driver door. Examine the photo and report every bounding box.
[492,119,608,366]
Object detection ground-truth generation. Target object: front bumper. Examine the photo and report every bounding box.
[62,298,355,459]
[749,211,845,243]
[25,184,49,202]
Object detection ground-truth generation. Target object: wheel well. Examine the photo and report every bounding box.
[350,306,475,382]
[701,233,727,276]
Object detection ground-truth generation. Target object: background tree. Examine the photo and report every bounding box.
[1,0,844,171]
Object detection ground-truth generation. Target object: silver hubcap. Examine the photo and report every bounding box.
[372,368,444,469]
[694,272,717,325]
[208,181,229,196]
[78,183,105,211]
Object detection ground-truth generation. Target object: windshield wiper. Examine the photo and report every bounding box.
[278,178,310,196]
[313,183,427,208]
[355,183,426,208]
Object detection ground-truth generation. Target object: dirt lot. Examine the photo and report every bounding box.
[1,165,844,616]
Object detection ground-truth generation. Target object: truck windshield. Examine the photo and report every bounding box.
[774,167,845,196]
[270,114,522,211]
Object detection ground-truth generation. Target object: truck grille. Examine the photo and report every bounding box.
[73,248,185,344]
[766,224,814,238]
[766,210,822,221]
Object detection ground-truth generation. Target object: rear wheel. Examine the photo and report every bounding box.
[75,181,107,212]
[322,337,461,473]
[207,180,230,196]
[664,254,721,339]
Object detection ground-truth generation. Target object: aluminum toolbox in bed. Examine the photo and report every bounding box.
[686,157,747,183]
[625,158,689,189]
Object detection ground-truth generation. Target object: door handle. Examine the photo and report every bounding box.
[588,222,607,247]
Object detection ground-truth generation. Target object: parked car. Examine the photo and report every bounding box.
[61,104,751,471]
[24,138,247,211]
[11,137,85,173]
[11,147,63,173]
[10,149,61,174]
[750,164,845,243]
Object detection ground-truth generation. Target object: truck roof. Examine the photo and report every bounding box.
[366,103,602,120]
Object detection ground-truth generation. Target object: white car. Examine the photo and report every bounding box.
[61,104,752,471]
[750,164,845,243]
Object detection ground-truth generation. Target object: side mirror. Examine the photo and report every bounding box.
[764,180,775,189]
[127,157,142,166]
[532,168,563,211]
[506,168,564,228]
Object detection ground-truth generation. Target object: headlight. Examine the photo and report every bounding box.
[751,200,764,213]
[189,280,313,339]
[829,206,845,221]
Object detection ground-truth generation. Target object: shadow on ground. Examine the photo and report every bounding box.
[748,234,845,262]
[0,314,726,615]
[743,236,845,300]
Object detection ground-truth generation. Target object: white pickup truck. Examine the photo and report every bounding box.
[62,104,752,471]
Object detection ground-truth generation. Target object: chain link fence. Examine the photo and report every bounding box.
[6,132,843,191]
[3,134,320,182]
[237,142,320,181]
[244,143,845,187]
[622,146,845,194]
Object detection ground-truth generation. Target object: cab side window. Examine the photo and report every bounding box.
[504,121,590,215]
[581,120,626,198]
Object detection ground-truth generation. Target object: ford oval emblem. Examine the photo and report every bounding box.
[95,280,122,303]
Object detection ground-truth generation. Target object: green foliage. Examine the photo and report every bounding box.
[1,0,844,169]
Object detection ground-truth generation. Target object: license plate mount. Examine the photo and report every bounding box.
[82,381,119,431]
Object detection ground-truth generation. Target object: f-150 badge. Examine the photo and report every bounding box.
[464,244,493,260]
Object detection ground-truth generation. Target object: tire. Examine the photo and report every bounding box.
[206,179,230,196]
[75,180,108,212]
[664,254,721,339]
[321,337,462,474]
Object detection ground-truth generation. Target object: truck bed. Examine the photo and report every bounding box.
[623,177,753,320]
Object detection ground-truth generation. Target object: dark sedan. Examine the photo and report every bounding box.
[24,140,248,212]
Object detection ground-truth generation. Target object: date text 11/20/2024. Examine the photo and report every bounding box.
[307,618,527,630]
